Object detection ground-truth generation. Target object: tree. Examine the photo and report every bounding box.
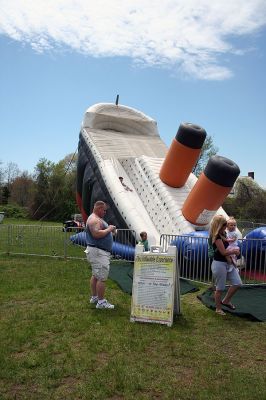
[46,157,77,221]
[223,177,266,223]
[5,162,20,185]
[30,158,55,219]
[10,172,35,208]
[0,162,20,205]
[0,160,4,186]
[30,155,77,221]
[61,153,78,174]
[1,185,10,205]
[193,135,218,177]
[0,154,77,221]
[243,191,266,222]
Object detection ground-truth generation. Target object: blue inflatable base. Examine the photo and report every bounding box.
[241,227,266,269]
[170,230,209,261]
[70,231,135,261]
[70,227,266,266]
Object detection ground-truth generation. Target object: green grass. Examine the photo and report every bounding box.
[0,255,265,399]
[0,219,83,259]
[1,217,62,226]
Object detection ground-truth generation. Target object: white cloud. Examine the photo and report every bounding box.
[0,0,265,80]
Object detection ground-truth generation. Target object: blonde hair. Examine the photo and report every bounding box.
[209,215,227,244]
[227,216,237,225]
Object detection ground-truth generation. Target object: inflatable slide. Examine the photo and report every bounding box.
[74,102,241,248]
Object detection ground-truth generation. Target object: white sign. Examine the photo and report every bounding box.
[130,246,180,327]
[196,209,217,225]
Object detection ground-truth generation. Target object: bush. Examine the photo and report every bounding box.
[0,204,28,218]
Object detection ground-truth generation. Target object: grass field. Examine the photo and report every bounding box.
[1,218,62,226]
[0,255,265,400]
[0,218,83,259]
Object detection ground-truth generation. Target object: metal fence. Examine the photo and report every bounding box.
[160,234,266,285]
[1,224,265,286]
[0,225,136,261]
[236,220,266,237]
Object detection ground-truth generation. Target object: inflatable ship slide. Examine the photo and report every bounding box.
[74,102,241,249]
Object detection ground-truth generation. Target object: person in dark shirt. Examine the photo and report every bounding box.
[209,215,242,315]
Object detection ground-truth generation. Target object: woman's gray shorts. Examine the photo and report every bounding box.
[211,260,242,291]
[85,246,111,281]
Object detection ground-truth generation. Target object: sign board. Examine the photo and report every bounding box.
[130,245,180,327]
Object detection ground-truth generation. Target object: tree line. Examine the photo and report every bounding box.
[0,154,78,221]
[223,177,266,223]
[1,140,265,223]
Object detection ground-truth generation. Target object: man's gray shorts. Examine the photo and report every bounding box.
[85,246,111,281]
[211,260,242,291]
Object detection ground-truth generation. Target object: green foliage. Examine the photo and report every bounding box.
[193,135,218,177]
[9,172,35,208]
[223,196,240,218]
[30,155,77,222]
[1,185,10,205]
[0,162,21,205]
[1,153,78,222]
[223,177,266,223]
[0,204,28,218]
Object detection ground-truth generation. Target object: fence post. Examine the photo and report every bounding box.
[64,229,67,259]
[7,224,11,255]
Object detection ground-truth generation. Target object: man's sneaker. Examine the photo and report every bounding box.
[96,299,115,309]
[90,296,98,304]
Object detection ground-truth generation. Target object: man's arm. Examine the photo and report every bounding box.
[88,217,115,239]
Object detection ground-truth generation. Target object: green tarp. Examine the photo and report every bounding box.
[109,262,199,295]
[109,263,266,321]
[198,285,266,322]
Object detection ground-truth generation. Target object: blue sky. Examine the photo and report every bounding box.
[0,1,266,188]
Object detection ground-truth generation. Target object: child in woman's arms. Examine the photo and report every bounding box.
[225,217,239,270]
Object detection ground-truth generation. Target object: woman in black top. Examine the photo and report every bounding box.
[209,215,242,315]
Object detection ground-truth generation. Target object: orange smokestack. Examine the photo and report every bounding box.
[182,156,240,226]
[159,123,206,188]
